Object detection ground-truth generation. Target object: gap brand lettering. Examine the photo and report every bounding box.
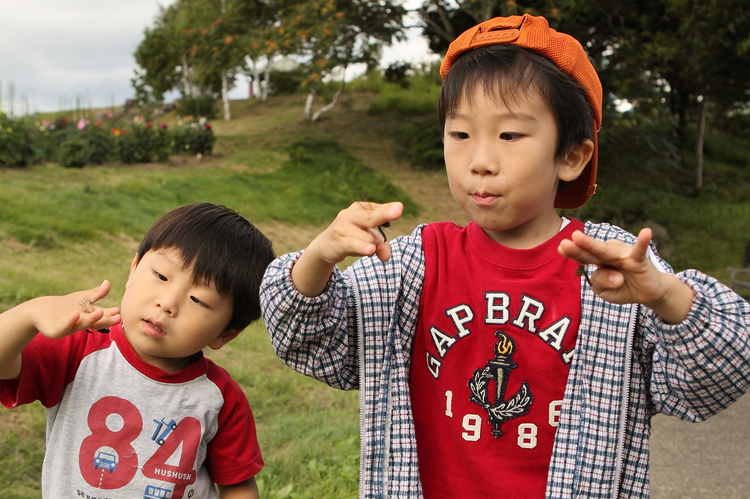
[426,292,575,379]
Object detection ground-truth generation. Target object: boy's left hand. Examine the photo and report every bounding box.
[558,228,694,324]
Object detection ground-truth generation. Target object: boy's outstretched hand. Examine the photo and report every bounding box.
[292,201,403,297]
[558,228,694,324]
[0,280,121,380]
[29,280,121,339]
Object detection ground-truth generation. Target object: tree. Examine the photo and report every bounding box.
[276,0,406,121]
[556,0,750,190]
[417,0,558,54]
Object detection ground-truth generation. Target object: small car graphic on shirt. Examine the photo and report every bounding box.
[144,484,173,499]
[93,451,118,473]
[151,418,178,445]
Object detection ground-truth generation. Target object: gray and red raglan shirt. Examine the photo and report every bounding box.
[0,323,263,499]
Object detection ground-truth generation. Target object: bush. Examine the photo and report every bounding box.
[397,118,444,171]
[270,69,306,95]
[59,126,113,168]
[170,123,215,156]
[175,94,218,120]
[0,114,38,168]
[367,86,439,118]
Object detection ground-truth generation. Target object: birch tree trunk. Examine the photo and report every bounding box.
[260,56,271,102]
[221,71,231,121]
[181,55,192,97]
[695,89,709,190]
[305,68,347,122]
[310,77,346,121]
[304,88,315,120]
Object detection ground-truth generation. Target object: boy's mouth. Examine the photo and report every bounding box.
[472,193,500,206]
[143,319,166,338]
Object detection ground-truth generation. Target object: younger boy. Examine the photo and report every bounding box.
[0,203,275,499]
[260,14,750,499]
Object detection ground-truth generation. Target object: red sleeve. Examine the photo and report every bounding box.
[0,330,113,409]
[203,361,264,485]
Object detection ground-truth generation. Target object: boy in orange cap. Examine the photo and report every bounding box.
[260,14,750,498]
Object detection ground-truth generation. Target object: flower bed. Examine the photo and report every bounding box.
[0,113,215,168]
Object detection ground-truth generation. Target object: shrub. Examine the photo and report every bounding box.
[270,69,306,95]
[0,114,38,168]
[170,123,215,156]
[393,118,444,171]
[367,86,439,118]
[59,125,113,168]
[112,123,172,164]
[175,94,218,120]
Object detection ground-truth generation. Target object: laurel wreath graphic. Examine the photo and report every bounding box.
[469,366,534,423]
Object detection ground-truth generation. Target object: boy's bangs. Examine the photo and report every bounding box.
[439,46,553,132]
[445,57,543,122]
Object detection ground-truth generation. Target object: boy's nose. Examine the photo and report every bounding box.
[470,140,500,175]
[155,293,179,316]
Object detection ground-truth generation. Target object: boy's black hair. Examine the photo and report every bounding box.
[438,44,594,166]
[136,203,275,332]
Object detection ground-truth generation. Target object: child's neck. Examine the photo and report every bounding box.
[481,215,565,249]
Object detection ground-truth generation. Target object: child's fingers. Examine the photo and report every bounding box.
[590,267,626,291]
[85,280,111,303]
[630,228,653,263]
[350,201,403,230]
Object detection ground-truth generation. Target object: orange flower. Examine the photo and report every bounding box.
[225,35,233,44]
[191,45,198,57]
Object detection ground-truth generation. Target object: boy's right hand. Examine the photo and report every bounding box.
[292,201,403,297]
[309,201,403,264]
[0,280,121,380]
[28,280,121,339]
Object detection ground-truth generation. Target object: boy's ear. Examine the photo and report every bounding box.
[558,138,595,182]
[208,328,242,351]
[125,254,139,290]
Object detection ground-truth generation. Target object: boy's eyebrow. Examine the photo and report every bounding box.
[448,111,539,123]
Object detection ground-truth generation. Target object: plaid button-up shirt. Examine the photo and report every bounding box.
[260,221,750,499]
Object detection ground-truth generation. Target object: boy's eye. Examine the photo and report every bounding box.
[153,270,167,281]
[190,296,206,307]
[449,131,469,140]
[500,132,522,141]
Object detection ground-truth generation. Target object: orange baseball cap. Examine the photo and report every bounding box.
[440,14,602,209]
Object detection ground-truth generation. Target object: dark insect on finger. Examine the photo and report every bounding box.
[378,221,391,242]
[575,264,592,287]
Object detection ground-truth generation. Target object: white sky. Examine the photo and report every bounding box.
[0,0,433,114]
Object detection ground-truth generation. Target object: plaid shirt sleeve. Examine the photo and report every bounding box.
[586,222,750,421]
[641,268,750,421]
[259,250,361,390]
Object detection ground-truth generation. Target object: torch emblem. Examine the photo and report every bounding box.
[468,331,534,438]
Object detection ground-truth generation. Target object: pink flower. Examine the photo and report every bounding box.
[204,123,212,130]
[147,122,152,128]
[161,123,167,129]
